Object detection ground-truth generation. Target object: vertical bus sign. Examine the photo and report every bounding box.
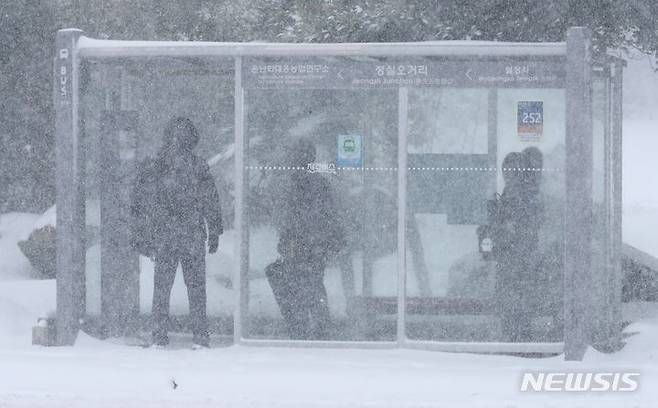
[59,49,68,99]
[54,29,83,346]
[517,101,543,142]
[57,47,72,104]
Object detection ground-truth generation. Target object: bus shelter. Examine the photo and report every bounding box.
[54,27,623,360]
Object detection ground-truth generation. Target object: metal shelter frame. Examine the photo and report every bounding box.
[54,27,623,360]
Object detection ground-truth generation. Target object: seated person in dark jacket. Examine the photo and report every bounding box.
[131,116,222,348]
[267,139,345,340]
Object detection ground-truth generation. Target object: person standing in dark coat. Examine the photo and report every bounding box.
[266,139,345,340]
[492,149,544,342]
[131,116,222,348]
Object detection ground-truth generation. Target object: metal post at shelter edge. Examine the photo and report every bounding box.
[234,56,247,343]
[610,60,624,350]
[396,87,409,346]
[55,29,85,346]
[564,27,594,361]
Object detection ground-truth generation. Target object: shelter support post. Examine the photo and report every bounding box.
[55,29,85,346]
[234,56,247,343]
[609,61,624,349]
[564,27,593,360]
[396,87,408,346]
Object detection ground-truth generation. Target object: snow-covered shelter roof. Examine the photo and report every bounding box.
[76,36,567,58]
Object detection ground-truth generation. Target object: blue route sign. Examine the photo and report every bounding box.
[517,101,543,142]
[336,134,363,167]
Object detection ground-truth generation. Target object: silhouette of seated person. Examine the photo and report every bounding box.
[266,139,345,340]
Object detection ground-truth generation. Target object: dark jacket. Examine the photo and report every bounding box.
[495,182,543,258]
[131,149,222,256]
[276,171,345,268]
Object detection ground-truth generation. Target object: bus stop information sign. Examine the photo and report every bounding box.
[517,101,544,142]
[242,58,565,89]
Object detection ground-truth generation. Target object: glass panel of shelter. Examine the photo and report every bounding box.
[404,57,568,344]
[242,57,400,341]
[79,57,235,343]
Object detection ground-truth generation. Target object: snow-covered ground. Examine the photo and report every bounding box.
[0,269,657,408]
[0,324,656,408]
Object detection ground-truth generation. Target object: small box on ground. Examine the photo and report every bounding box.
[32,318,57,346]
